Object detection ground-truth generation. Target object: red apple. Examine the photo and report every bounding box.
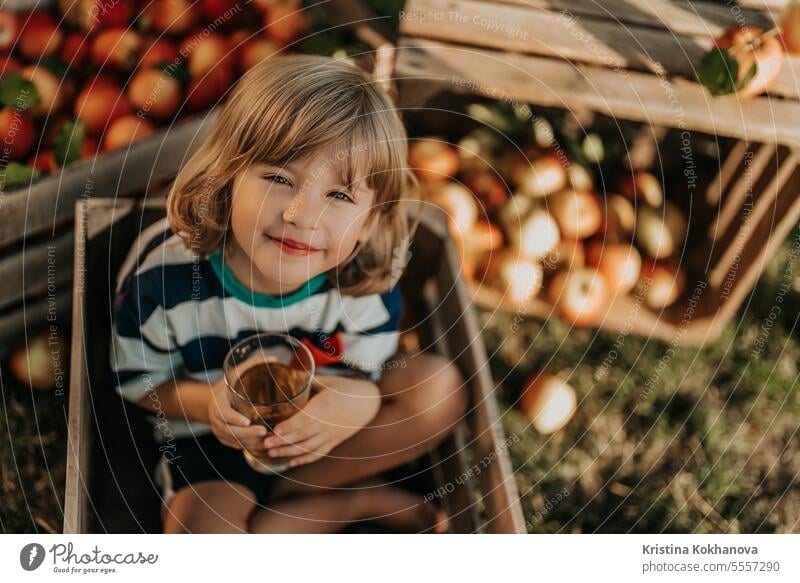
[519,373,578,434]
[128,68,182,121]
[481,248,544,304]
[236,36,281,73]
[781,3,800,55]
[548,188,602,240]
[543,236,585,273]
[103,114,155,150]
[139,0,198,35]
[91,28,142,72]
[201,0,242,23]
[20,65,63,117]
[59,0,132,30]
[139,38,179,70]
[463,220,504,258]
[61,33,90,66]
[715,26,784,99]
[263,1,309,46]
[619,171,663,207]
[0,54,20,78]
[514,208,560,261]
[548,268,609,326]
[18,10,63,60]
[28,149,56,172]
[180,32,233,78]
[423,181,478,235]
[9,332,68,391]
[464,169,508,211]
[568,163,594,191]
[409,137,459,182]
[0,10,19,52]
[510,150,567,198]
[185,67,230,111]
[74,81,130,135]
[635,205,682,260]
[0,107,36,159]
[604,193,636,237]
[585,241,642,297]
[637,259,687,309]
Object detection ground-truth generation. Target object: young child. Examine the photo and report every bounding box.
[110,55,467,533]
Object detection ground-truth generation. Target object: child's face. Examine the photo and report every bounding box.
[228,146,376,294]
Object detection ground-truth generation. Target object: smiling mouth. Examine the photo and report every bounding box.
[266,235,322,255]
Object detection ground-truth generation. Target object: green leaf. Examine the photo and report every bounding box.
[159,62,190,90]
[697,48,739,97]
[0,162,41,190]
[0,72,41,110]
[736,61,758,92]
[38,57,68,78]
[53,120,86,167]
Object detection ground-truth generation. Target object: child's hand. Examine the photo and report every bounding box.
[207,378,268,451]
[264,374,381,467]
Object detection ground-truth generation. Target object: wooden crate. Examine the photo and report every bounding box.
[64,197,525,533]
[395,0,800,346]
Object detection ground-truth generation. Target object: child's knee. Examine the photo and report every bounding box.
[405,354,468,425]
[163,482,256,533]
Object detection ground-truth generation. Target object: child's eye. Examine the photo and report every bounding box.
[263,174,292,187]
[328,191,354,203]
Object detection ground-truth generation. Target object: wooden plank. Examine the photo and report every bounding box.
[433,222,526,533]
[63,199,90,534]
[709,149,799,288]
[709,143,776,241]
[421,277,480,533]
[395,38,800,148]
[0,110,216,248]
[400,0,800,100]
[706,140,750,205]
[491,0,773,37]
[0,232,73,312]
[712,162,800,324]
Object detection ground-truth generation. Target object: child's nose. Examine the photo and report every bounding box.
[282,193,322,229]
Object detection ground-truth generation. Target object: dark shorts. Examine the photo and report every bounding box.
[165,433,277,505]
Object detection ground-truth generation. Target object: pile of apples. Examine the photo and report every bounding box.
[0,0,309,189]
[409,125,689,328]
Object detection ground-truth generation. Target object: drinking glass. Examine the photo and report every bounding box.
[223,333,315,474]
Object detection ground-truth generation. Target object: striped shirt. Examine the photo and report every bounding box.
[110,218,403,443]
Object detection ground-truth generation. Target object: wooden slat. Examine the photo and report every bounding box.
[432,217,526,533]
[0,232,73,311]
[0,110,216,247]
[400,0,800,100]
[395,38,800,148]
[706,140,750,205]
[421,277,481,533]
[493,0,773,37]
[709,143,776,241]
[709,149,799,288]
[63,199,90,534]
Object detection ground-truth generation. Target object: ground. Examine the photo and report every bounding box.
[482,225,800,533]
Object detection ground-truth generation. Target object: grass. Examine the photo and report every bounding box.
[482,226,800,533]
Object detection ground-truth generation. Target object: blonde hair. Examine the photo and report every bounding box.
[167,54,420,296]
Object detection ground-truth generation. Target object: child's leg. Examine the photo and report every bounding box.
[163,481,257,533]
[249,483,449,533]
[269,351,467,498]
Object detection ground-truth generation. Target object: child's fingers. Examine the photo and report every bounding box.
[272,412,312,437]
[264,424,317,449]
[267,435,325,459]
[214,404,251,427]
[287,451,324,468]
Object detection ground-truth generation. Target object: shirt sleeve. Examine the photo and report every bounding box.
[109,266,183,403]
[337,283,404,381]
